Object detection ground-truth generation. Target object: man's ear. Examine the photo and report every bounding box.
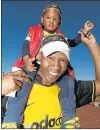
[36,51,43,62]
[41,16,43,24]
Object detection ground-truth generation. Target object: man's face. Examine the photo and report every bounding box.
[39,52,68,85]
[41,9,60,31]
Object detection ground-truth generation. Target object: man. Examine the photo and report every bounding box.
[2,30,100,128]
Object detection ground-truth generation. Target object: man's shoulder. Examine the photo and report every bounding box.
[76,80,93,87]
[56,74,75,89]
[75,80,94,97]
[75,80,95,108]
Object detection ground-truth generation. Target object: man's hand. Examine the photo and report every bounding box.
[80,29,97,46]
[23,55,37,72]
[2,70,31,95]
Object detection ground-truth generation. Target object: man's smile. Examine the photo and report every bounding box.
[48,71,59,76]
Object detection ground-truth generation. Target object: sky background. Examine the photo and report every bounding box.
[2,1,100,80]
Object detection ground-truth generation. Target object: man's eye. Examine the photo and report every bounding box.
[48,57,53,60]
[61,59,67,63]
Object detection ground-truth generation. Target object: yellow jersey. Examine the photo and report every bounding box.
[23,83,62,129]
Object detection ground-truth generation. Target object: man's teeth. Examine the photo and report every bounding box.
[49,71,58,76]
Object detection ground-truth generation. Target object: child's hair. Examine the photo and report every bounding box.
[42,3,62,25]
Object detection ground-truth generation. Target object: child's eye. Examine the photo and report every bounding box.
[46,16,50,19]
[54,18,59,21]
[54,18,57,21]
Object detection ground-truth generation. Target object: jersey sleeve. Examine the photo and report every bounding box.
[67,34,81,47]
[22,27,33,57]
[75,80,96,108]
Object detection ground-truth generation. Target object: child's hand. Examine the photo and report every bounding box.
[83,21,94,34]
[26,57,37,72]
[23,56,37,72]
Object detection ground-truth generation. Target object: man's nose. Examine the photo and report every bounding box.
[53,60,61,70]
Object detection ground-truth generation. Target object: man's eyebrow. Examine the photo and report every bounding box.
[47,52,56,56]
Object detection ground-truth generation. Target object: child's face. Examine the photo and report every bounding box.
[39,51,68,85]
[41,9,60,31]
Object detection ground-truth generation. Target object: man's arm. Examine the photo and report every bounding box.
[80,31,100,96]
[2,70,31,96]
[90,42,100,96]
[95,80,100,96]
[75,30,100,108]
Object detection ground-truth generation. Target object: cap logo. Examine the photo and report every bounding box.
[43,35,68,46]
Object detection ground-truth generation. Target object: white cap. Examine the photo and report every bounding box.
[41,35,70,61]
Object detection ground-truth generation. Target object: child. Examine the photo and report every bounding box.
[3,3,94,128]
[12,3,94,76]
